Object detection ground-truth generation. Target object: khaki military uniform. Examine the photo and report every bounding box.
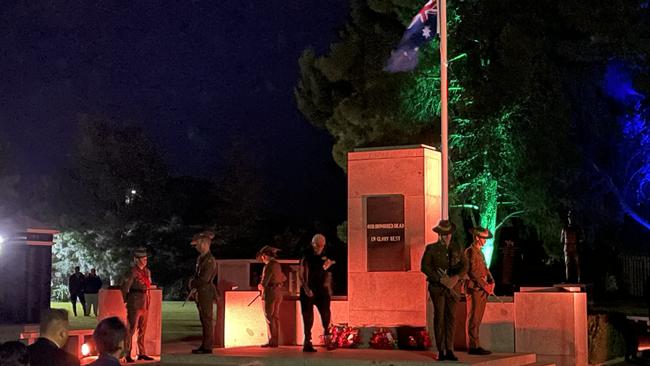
[260,258,286,346]
[465,245,493,349]
[421,240,467,354]
[121,265,151,357]
[191,251,217,350]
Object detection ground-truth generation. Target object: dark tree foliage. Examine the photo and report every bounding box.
[296,0,650,271]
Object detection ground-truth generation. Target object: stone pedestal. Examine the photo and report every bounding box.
[347,145,441,327]
[98,288,162,356]
[224,291,297,347]
[514,289,587,366]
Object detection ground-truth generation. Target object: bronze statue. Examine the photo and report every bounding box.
[560,210,583,283]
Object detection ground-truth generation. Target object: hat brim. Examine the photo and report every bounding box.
[469,228,493,239]
[433,222,456,235]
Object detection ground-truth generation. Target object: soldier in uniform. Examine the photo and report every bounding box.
[421,219,466,361]
[465,227,494,355]
[121,247,154,363]
[189,231,218,354]
[299,233,336,352]
[257,245,286,348]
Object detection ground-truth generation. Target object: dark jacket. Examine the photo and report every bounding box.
[27,338,80,366]
[421,240,467,285]
[85,274,103,294]
[68,272,85,294]
[191,252,217,291]
[300,249,334,295]
[261,258,287,288]
[89,354,121,366]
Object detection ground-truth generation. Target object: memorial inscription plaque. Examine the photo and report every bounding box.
[366,195,407,271]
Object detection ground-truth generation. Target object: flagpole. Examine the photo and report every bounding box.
[439,0,449,220]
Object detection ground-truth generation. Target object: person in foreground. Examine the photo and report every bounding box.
[27,308,80,366]
[257,245,286,348]
[89,317,127,366]
[465,227,495,355]
[0,341,30,366]
[421,219,467,361]
[189,231,218,354]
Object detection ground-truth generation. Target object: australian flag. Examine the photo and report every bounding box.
[385,0,439,73]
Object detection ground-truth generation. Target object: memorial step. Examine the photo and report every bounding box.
[162,343,538,366]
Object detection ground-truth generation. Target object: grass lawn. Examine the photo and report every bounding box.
[51,301,202,343]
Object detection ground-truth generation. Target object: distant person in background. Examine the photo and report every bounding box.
[90,317,127,366]
[561,210,583,283]
[85,269,103,317]
[0,341,30,366]
[465,227,494,356]
[121,248,154,363]
[68,266,87,317]
[299,234,336,352]
[189,231,218,355]
[257,245,286,348]
[27,308,80,366]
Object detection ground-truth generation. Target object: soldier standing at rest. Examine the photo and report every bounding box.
[68,266,87,317]
[421,219,466,362]
[465,227,495,355]
[121,247,154,363]
[189,231,218,354]
[257,245,286,348]
[299,234,336,352]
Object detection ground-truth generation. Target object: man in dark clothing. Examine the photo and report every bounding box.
[68,266,87,317]
[85,268,103,317]
[257,245,287,348]
[299,233,336,352]
[465,227,495,355]
[421,219,467,361]
[27,308,80,366]
[189,231,218,354]
[121,247,154,363]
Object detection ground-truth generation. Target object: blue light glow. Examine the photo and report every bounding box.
[603,62,650,230]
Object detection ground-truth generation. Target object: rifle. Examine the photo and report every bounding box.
[182,288,197,307]
[247,292,261,307]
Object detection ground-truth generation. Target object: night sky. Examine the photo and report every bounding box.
[1,1,349,221]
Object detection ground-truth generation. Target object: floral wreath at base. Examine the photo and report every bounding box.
[369,327,396,349]
[322,324,362,348]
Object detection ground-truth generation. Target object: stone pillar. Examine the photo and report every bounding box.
[347,145,441,327]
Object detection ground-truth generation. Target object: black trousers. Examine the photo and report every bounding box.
[299,290,331,345]
[69,292,86,316]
